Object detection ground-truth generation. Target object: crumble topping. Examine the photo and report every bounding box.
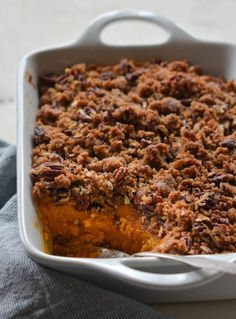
[32,59,236,255]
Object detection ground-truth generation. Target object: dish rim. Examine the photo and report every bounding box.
[17,9,236,291]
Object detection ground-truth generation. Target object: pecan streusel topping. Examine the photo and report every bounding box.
[32,59,236,255]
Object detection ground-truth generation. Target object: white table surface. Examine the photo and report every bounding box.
[1,0,236,317]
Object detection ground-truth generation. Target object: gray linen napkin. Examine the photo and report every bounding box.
[0,141,169,319]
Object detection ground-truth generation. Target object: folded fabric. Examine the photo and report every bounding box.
[0,141,169,319]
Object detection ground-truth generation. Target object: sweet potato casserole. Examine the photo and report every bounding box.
[31,59,236,257]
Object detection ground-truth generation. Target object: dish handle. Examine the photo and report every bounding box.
[76,10,194,47]
[96,257,222,290]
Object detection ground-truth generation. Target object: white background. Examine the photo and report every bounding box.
[1,0,236,318]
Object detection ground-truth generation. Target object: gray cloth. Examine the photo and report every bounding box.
[0,141,169,319]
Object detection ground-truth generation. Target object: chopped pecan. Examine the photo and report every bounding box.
[113,167,128,186]
[34,126,49,145]
[100,71,115,80]
[221,139,236,150]
[125,69,145,82]
[40,74,68,86]
[32,162,65,182]
[119,58,133,74]
[209,173,235,185]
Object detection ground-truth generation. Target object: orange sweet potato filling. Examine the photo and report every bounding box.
[36,200,160,257]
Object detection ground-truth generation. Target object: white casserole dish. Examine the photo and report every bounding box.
[18,10,236,303]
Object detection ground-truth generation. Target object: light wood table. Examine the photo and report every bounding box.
[1,0,235,318]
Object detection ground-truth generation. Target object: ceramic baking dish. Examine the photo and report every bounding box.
[18,10,236,303]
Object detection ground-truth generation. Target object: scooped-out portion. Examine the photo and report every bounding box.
[36,199,161,257]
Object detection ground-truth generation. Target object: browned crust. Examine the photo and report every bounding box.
[32,59,236,255]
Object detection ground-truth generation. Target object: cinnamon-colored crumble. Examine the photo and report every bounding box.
[32,59,236,257]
